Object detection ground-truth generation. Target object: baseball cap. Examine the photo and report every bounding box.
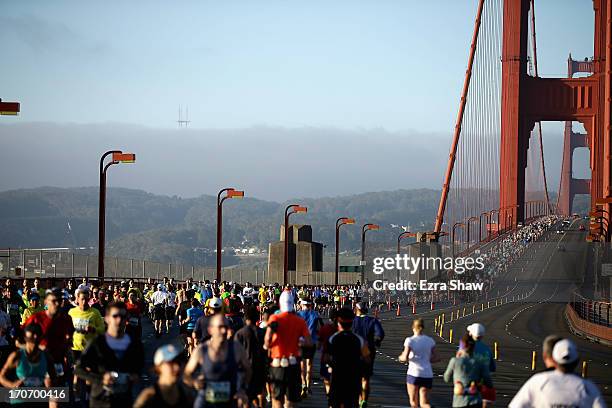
[279,291,294,312]
[157,283,163,289]
[552,339,578,364]
[300,298,313,305]
[467,323,485,339]
[355,302,368,312]
[208,297,222,309]
[153,344,182,366]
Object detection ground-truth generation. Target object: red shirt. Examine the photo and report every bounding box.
[126,302,142,316]
[318,322,337,360]
[24,311,74,363]
[267,312,310,359]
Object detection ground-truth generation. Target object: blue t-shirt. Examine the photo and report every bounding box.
[186,307,204,330]
[297,309,320,342]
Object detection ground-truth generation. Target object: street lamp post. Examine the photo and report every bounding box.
[361,223,379,284]
[284,204,308,285]
[490,209,499,237]
[451,222,465,258]
[466,216,479,248]
[335,217,355,285]
[98,151,135,279]
[397,231,416,254]
[216,188,244,282]
[479,212,490,242]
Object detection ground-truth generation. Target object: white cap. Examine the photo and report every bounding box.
[279,291,294,312]
[153,344,181,366]
[552,339,578,364]
[467,323,485,339]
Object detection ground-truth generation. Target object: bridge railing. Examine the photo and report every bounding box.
[569,291,611,328]
[0,248,271,284]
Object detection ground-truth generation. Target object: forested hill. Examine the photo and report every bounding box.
[0,186,469,265]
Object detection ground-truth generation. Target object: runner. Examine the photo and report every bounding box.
[69,288,105,353]
[165,285,177,335]
[3,285,26,334]
[443,333,493,408]
[184,314,251,408]
[193,297,224,345]
[296,298,320,398]
[235,307,267,408]
[0,304,11,368]
[0,323,57,406]
[182,298,204,355]
[541,334,562,370]
[242,282,255,307]
[264,291,312,408]
[465,323,496,406]
[75,301,145,408]
[324,307,370,408]
[22,288,74,394]
[225,287,245,332]
[509,338,606,408]
[318,308,339,397]
[176,290,192,352]
[21,292,43,325]
[398,318,438,408]
[126,291,143,343]
[352,301,385,407]
[133,344,193,408]
[151,284,168,337]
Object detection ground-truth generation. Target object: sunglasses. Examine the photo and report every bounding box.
[110,313,127,320]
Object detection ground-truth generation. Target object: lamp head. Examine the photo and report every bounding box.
[228,190,244,199]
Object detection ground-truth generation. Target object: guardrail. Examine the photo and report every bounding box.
[0,249,366,285]
[0,248,264,283]
[566,291,612,345]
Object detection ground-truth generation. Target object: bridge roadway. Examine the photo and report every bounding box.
[136,219,611,407]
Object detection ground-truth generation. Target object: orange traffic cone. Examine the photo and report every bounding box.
[431,300,435,310]
[396,304,401,316]
[412,303,416,314]
[387,299,391,311]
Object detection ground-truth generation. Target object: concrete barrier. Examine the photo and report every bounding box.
[565,304,612,346]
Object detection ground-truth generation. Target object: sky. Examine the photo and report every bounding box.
[0,0,595,200]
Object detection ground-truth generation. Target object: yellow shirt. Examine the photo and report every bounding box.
[21,306,44,325]
[68,307,105,351]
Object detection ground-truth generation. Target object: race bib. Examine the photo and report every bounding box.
[205,381,231,403]
[23,377,43,387]
[73,318,90,333]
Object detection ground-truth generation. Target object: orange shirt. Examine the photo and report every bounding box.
[267,312,309,359]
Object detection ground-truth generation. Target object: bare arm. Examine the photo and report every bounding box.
[183,346,202,389]
[398,346,410,363]
[430,346,441,363]
[263,326,273,350]
[0,352,22,388]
